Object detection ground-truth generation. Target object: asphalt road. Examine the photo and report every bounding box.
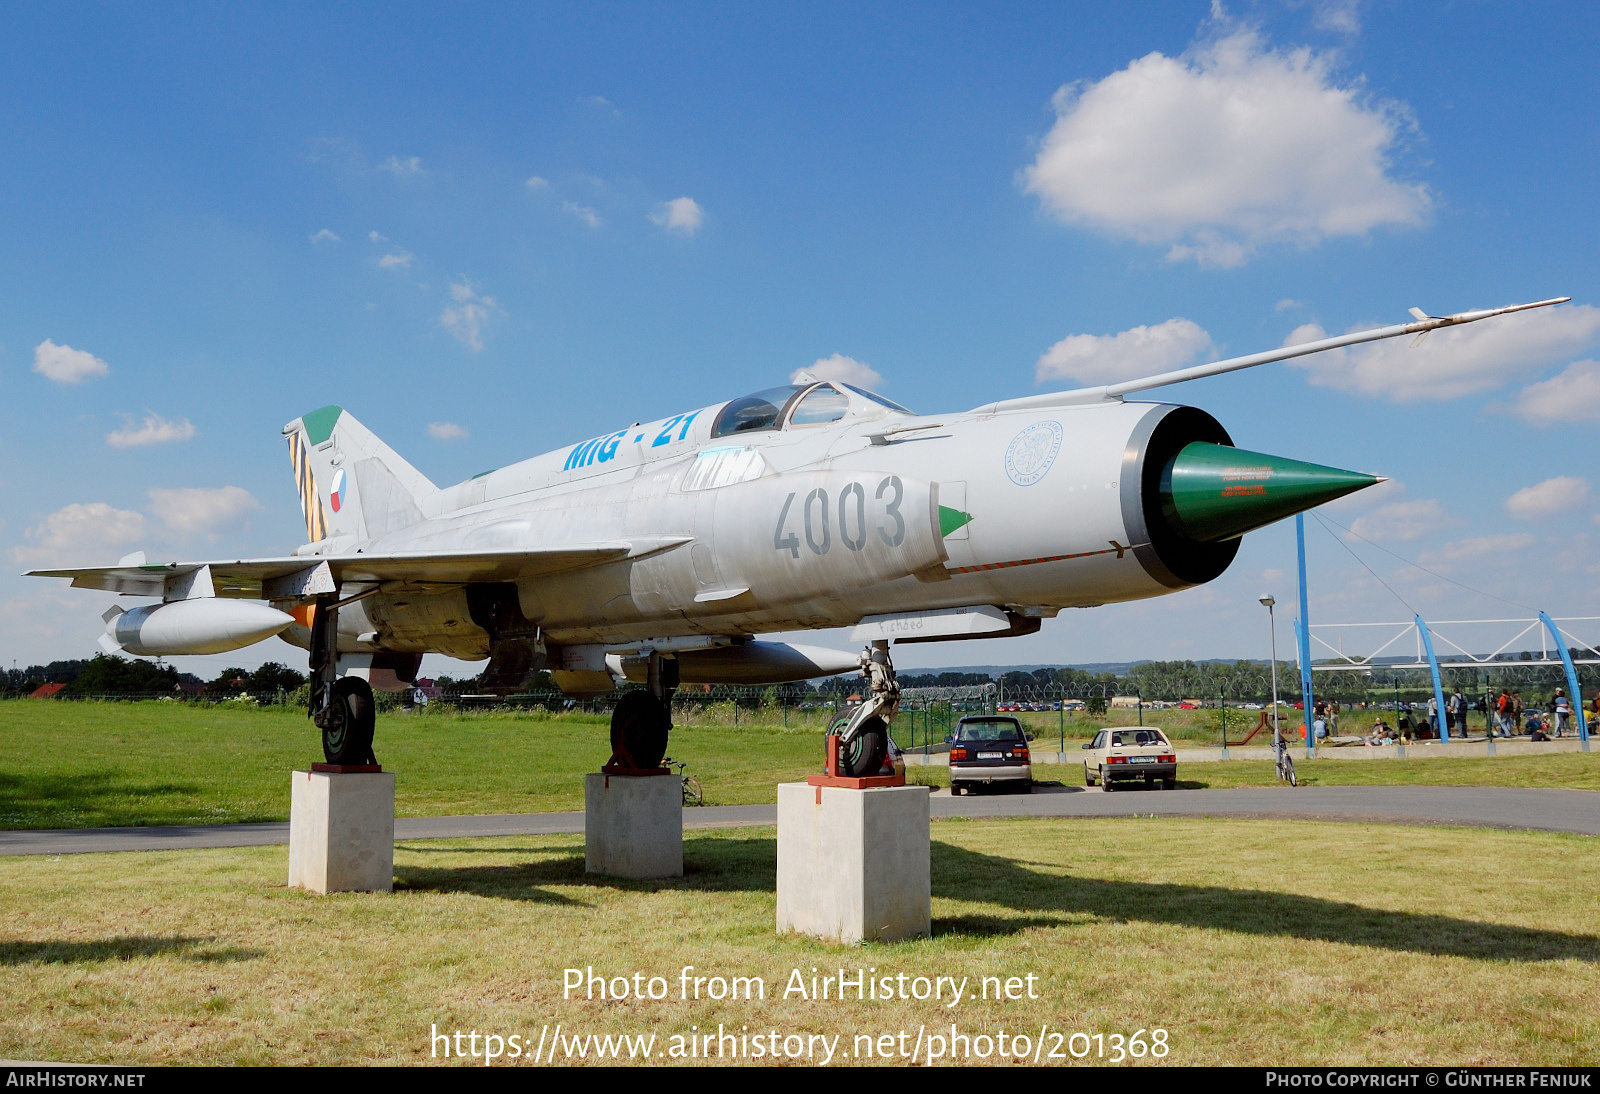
[1,784,1594,856]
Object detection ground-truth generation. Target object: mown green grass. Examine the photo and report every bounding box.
[0,700,825,828]
[0,817,1594,1065]
[1,700,1594,829]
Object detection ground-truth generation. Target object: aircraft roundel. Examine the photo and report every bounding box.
[1004,420,1063,487]
[329,469,346,513]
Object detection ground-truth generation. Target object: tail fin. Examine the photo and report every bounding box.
[282,406,438,543]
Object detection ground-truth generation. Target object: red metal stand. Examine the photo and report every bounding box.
[806,734,905,800]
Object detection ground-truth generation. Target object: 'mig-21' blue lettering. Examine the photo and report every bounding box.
[566,411,702,471]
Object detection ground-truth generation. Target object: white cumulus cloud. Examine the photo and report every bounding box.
[441,281,497,352]
[651,197,704,235]
[428,421,468,441]
[309,228,341,244]
[792,354,884,390]
[378,251,413,269]
[105,412,197,449]
[1022,30,1429,267]
[1513,361,1600,423]
[526,175,549,190]
[563,202,602,228]
[1505,477,1590,520]
[1036,318,1212,385]
[33,339,109,384]
[146,486,261,537]
[1287,304,1600,402]
[1419,533,1535,565]
[1349,499,1452,542]
[14,502,145,565]
[378,155,423,176]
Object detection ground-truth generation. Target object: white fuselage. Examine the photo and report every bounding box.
[283,390,1194,663]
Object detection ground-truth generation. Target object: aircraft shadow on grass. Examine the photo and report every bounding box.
[393,836,1600,963]
[0,771,205,828]
[0,935,262,966]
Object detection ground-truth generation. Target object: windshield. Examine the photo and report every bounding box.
[957,720,1023,742]
[843,384,913,414]
[789,384,850,425]
[711,385,806,438]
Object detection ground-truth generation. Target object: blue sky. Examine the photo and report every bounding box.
[4,1,1597,679]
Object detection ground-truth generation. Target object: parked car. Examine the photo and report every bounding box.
[948,715,1032,794]
[1081,727,1177,791]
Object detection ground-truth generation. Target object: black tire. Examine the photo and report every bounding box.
[1285,759,1297,787]
[1085,764,1096,786]
[610,691,671,769]
[681,776,703,807]
[1100,766,1114,792]
[950,783,961,796]
[322,677,376,764]
[1164,777,1177,790]
[839,718,888,778]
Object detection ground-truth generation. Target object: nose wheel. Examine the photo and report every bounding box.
[828,641,899,778]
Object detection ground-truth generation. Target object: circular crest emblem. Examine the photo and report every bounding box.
[329,468,346,513]
[1004,420,1063,487]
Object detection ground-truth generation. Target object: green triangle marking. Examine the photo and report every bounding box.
[939,505,973,537]
[299,405,344,447]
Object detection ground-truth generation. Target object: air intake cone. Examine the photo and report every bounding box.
[1160,442,1379,543]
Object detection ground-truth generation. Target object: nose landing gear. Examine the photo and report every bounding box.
[829,640,899,778]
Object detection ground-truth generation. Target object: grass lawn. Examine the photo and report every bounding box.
[0,817,1594,1066]
[0,700,828,828]
[2,700,1596,829]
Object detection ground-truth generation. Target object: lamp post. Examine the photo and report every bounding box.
[1261,595,1281,758]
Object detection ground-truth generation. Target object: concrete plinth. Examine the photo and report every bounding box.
[584,773,683,878]
[288,770,395,894]
[777,783,930,944]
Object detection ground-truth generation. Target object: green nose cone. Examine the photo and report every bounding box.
[1161,442,1380,543]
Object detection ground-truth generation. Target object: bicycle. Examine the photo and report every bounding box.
[664,757,702,806]
[1274,733,1297,787]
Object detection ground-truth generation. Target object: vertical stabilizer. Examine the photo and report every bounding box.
[282,406,437,543]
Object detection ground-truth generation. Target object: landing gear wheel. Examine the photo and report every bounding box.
[839,717,888,778]
[610,691,671,769]
[322,677,375,765]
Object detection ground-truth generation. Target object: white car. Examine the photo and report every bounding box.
[1081,727,1177,791]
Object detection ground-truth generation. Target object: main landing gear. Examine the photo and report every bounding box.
[608,651,677,770]
[308,592,376,765]
[830,640,899,778]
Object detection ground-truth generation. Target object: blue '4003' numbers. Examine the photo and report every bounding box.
[774,476,904,558]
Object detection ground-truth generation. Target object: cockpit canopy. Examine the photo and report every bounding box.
[710,382,912,439]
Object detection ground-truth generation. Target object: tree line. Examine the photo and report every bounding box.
[2,656,306,699]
